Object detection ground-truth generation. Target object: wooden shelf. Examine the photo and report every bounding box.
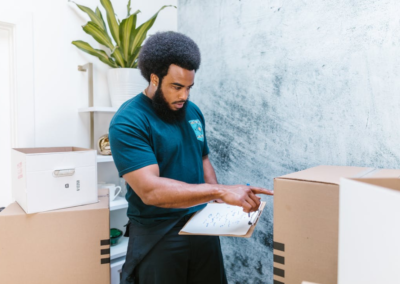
[110,196,128,211]
[110,237,129,260]
[78,106,118,113]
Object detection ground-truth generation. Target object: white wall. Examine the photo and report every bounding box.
[1,0,177,148]
[0,0,177,207]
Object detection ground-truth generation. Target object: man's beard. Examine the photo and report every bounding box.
[152,86,189,123]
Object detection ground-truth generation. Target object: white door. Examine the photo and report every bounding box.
[0,24,14,207]
[0,12,35,208]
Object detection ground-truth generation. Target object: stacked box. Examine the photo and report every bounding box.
[338,177,400,284]
[12,147,97,214]
[273,165,400,284]
[0,190,110,284]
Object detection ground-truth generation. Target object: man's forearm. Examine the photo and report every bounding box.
[137,176,223,208]
[123,164,271,212]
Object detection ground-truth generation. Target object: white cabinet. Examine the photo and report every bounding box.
[111,256,126,284]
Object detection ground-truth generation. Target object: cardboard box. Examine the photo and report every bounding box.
[0,189,110,284]
[338,178,400,284]
[12,146,98,214]
[273,166,400,284]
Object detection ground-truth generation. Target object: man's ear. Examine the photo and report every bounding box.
[150,74,160,87]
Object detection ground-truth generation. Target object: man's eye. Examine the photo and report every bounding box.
[174,86,181,90]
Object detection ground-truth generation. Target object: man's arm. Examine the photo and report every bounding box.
[203,155,218,184]
[123,164,273,213]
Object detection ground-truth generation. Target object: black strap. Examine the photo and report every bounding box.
[124,220,131,237]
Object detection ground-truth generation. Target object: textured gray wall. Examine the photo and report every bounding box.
[178,1,400,283]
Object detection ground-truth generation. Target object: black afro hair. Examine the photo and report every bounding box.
[138,31,201,82]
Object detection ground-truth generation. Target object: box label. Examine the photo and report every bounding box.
[17,162,23,180]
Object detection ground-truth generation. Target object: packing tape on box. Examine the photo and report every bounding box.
[101,249,110,255]
[273,254,285,265]
[273,241,285,252]
[100,239,111,265]
[273,267,285,278]
[101,258,110,264]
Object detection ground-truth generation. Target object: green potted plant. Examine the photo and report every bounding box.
[71,0,175,108]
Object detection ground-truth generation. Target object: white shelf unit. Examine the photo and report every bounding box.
[110,196,128,211]
[110,237,129,260]
[111,256,126,284]
[97,155,114,163]
[78,106,118,113]
[78,104,129,280]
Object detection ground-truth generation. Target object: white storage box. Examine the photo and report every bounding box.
[12,146,98,214]
[338,177,400,284]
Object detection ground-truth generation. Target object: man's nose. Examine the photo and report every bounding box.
[179,89,189,100]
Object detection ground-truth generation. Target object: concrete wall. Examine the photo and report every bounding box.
[178,0,400,283]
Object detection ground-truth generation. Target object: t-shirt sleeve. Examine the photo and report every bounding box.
[202,121,210,157]
[193,104,210,157]
[109,120,157,177]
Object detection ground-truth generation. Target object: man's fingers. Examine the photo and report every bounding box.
[250,187,274,196]
[242,201,252,213]
[245,196,257,211]
[248,191,261,209]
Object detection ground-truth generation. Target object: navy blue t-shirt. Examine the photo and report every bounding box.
[109,93,209,224]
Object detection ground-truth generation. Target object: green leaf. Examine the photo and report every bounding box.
[119,11,140,61]
[100,0,120,46]
[128,46,142,68]
[72,2,107,31]
[128,46,141,67]
[127,0,131,17]
[129,5,176,55]
[95,7,108,32]
[72,40,117,68]
[110,47,126,67]
[82,21,114,50]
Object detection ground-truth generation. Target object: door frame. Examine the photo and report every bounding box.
[0,11,35,148]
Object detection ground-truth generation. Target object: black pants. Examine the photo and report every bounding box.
[121,216,228,284]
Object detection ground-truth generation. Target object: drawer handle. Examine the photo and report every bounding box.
[53,169,75,177]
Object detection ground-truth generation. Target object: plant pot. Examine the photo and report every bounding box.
[107,68,148,108]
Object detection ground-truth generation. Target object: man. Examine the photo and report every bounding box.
[109,31,273,284]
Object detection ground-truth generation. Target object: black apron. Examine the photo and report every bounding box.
[119,216,184,284]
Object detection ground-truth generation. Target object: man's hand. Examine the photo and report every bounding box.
[219,185,273,213]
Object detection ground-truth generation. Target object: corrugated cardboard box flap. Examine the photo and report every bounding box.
[1,189,108,217]
[347,177,400,191]
[275,165,373,185]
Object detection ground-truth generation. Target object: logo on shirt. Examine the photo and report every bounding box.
[188,120,204,142]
